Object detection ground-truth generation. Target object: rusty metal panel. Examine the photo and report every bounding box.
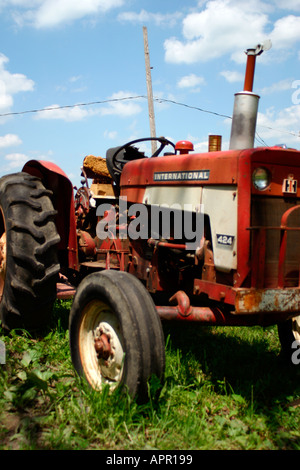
[235,287,300,314]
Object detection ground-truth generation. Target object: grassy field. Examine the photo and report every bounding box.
[0,299,299,450]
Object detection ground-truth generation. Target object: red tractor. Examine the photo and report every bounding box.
[0,43,299,399]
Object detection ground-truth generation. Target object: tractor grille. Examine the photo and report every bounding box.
[251,196,300,287]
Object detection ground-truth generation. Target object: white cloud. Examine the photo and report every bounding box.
[0,82,13,112]
[272,0,300,12]
[260,78,293,95]
[1,148,55,173]
[4,0,124,28]
[69,75,82,83]
[35,104,91,121]
[270,15,300,49]
[2,1,42,5]
[4,152,29,169]
[104,130,118,140]
[194,140,209,153]
[118,9,182,27]
[0,53,34,114]
[35,92,142,121]
[56,75,87,94]
[164,0,269,64]
[0,1,42,8]
[257,105,300,145]
[177,74,205,89]
[220,70,244,83]
[164,0,300,64]
[99,92,142,118]
[0,133,22,148]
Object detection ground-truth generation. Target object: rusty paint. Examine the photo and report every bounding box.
[94,333,111,360]
[156,305,290,326]
[243,53,256,92]
[56,274,76,299]
[157,289,294,325]
[241,290,263,312]
[56,283,76,299]
[78,230,96,257]
[148,239,187,250]
[169,290,192,316]
[235,287,300,314]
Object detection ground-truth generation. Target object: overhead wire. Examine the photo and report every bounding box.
[0,95,146,117]
[0,94,299,141]
[153,97,300,140]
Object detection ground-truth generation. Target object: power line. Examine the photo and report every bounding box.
[0,95,146,117]
[0,94,232,123]
[153,97,232,120]
[154,97,300,140]
[255,131,270,147]
[0,94,299,140]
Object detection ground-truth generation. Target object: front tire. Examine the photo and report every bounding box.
[69,270,165,400]
[0,172,60,331]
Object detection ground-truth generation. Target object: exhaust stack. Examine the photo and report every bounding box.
[229,41,271,150]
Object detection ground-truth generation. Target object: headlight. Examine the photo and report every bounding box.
[252,167,271,191]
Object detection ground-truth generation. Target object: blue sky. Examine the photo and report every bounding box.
[0,0,300,187]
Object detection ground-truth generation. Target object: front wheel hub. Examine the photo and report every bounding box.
[94,332,111,360]
[93,321,123,382]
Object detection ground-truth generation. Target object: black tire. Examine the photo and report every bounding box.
[0,172,60,331]
[278,315,300,363]
[69,270,165,400]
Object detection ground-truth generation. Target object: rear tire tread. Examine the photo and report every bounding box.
[0,172,60,330]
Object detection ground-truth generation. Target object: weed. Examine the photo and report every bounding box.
[0,301,299,450]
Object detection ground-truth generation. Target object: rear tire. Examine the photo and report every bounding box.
[69,270,165,400]
[0,172,60,331]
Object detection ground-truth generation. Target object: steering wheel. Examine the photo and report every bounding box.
[111,137,175,176]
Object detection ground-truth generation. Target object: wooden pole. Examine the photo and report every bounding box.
[143,26,157,154]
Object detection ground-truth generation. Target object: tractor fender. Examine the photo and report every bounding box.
[22,160,78,271]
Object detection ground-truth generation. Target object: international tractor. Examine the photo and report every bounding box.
[0,43,299,399]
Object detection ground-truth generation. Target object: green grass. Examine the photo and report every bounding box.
[0,299,300,450]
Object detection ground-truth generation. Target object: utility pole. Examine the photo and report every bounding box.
[143,26,157,154]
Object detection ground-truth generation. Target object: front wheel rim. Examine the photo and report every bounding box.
[78,299,125,390]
